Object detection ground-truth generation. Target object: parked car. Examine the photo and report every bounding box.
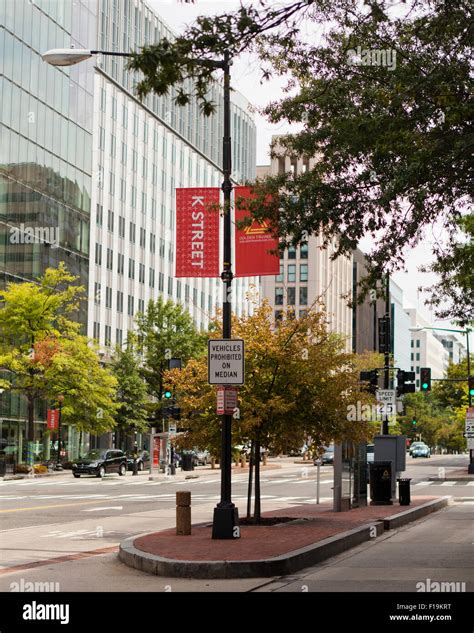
[410,442,431,458]
[72,449,127,478]
[126,450,150,471]
[315,445,334,465]
[194,449,210,466]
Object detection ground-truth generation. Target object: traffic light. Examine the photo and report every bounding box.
[163,390,172,399]
[468,376,474,398]
[360,369,379,395]
[420,367,431,392]
[397,370,416,397]
[412,417,417,426]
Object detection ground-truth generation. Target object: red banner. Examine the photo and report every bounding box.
[234,186,280,277]
[47,409,58,430]
[175,188,220,278]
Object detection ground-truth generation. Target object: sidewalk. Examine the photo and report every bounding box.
[119,495,450,578]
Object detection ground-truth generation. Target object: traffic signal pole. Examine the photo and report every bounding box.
[466,330,473,473]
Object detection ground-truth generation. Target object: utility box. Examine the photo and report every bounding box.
[374,435,406,497]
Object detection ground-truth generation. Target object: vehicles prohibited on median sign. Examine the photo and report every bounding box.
[208,339,245,385]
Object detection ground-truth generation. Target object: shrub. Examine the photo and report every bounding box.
[15,463,33,474]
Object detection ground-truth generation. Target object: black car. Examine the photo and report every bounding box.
[72,449,127,478]
[126,450,150,471]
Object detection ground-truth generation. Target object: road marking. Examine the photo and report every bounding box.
[440,481,457,486]
[466,481,474,486]
[0,500,119,513]
[83,506,123,512]
[414,481,434,486]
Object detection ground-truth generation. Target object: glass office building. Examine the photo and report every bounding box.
[0,0,96,465]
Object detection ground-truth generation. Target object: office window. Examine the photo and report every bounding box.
[118,216,125,238]
[275,310,283,322]
[95,243,102,265]
[94,282,101,305]
[133,113,138,136]
[141,192,147,214]
[128,258,135,279]
[276,263,284,283]
[96,204,103,226]
[111,96,117,120]
[177,281,182,299]
[149,268,155,288]
[139,263,145,283]
[140,227,146,248]
[129,222,136,243]
[280,249,284,259]
[138,298,145,314]
[106,248,113,270]
[107,210,114,232]
[185,285,190,302]
[159,272,164,291]
[411,353,414,361]
[275,288,284,306]
[142,156,147,179]
[299,287,308,305]
[288,265,296,282]
[288,246,296,259]
[411,340,414,348]
[99,126,105,150]
[193,288,198,305]
[416,353,420,361]
[299,310,308,318]
[159,238,165,258]
[416,340,420,348]
[416,379,420,388]
[300,243,308,259]
[143,121,148,143]
[122,105,128,128]
[110,134,116,158]
[201,291,205,309]
[416,366,420,374]
[127,295,134,316]
[117,253,124,275]
[109,172,115,195]
[132,150,137,172]
[117,291,123,313]
[116,329,123,346]
[93,322,100,341]
[300,264,308,282]
[287,287,296,305]
[121,142,127,165]
[150,233,156,253]
[105,287,112,309]
[168,277,173,295]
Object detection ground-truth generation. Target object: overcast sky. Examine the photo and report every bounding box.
[150,0,456,328]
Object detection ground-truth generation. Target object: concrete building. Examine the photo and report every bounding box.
[433,331,467,365]
[405,308,449,386]
[390,279,412,375]
[257,155,352,349]
[352,249,386,354]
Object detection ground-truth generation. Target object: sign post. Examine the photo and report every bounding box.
[465,408,474,450]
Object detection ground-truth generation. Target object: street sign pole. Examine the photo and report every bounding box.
[383,274,391,434]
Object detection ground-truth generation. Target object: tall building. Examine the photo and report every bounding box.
[352,248,386,354]
[433,331,467,365]
[0,0,97,463]
[0,0,257,464]
[389,279,412,375]
[257,153,352,348]
[405,308,449,385]
[90,0,257,349]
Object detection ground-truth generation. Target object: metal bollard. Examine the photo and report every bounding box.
[176,491,191,535]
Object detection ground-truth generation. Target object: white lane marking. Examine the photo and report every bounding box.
[466,481,474,486]
[83,506,123,512]
[0,496,28,500]
[414,481,434,486]
[440,481,457,486]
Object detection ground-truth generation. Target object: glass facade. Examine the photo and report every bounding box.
[0,0,97,464]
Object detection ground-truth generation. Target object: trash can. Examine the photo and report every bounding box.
[369,461,393,505]
[181,453,194,471]
[397,478,411,506]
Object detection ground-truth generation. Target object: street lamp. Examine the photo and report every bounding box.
[409,325,472,472]
[43,48,238,537]
[57,394,64,469]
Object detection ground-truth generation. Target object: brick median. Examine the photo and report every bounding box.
[133,496,437,562]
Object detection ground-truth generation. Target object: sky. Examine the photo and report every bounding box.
[149,0,455,329]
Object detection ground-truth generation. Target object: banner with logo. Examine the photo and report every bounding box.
[175,188,220,278]
[47,409,58,430]
[234,186,280,277]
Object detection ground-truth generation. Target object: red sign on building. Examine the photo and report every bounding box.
[47,409,58,430]
[234,186,280,277]
[175,188,221,278]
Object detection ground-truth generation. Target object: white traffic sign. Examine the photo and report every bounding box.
[208,339,244,385]
[376,389,396,404]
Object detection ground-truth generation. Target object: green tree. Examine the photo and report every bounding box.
[111,338,149,448]
[135,296,206,424]
[431,357,470,410]
[128,0,471,305]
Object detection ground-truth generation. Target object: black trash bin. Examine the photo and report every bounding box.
[369,461,393,505]
[181,453,194,472]
[397,478,411,506]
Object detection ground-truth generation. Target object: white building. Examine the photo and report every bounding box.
[433,331,467,365]
[257,154,352,348]
[405,309,449,385]
[88,0,258,348]
[390,279,412,374]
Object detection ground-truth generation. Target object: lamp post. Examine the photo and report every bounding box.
[409,325,472,472]
[57,394,64,469]
[43,48,238,537]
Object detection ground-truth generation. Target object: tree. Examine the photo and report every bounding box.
[0,265,117,462]
[111,338,149,449]
[134,296,206,424]
[128,0,472,305]
[166,302,376,521]
[431,357,470,410]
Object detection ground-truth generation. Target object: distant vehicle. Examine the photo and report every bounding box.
[194,449,210,466]
[126,450,150,471]
[410,442,431,458]
[315,445,334,465]
[72,449,127,478]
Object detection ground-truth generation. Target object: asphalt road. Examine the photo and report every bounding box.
[0,454,471,592]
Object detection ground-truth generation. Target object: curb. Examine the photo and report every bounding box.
[119,497,452,579]
[119,521,384,579]
[383,496,451,530]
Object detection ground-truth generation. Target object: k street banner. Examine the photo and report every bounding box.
[175,188,220,278]
[234,186,280,277]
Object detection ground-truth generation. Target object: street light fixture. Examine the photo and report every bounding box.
[43,48,239,537]
[409,325,472,472]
